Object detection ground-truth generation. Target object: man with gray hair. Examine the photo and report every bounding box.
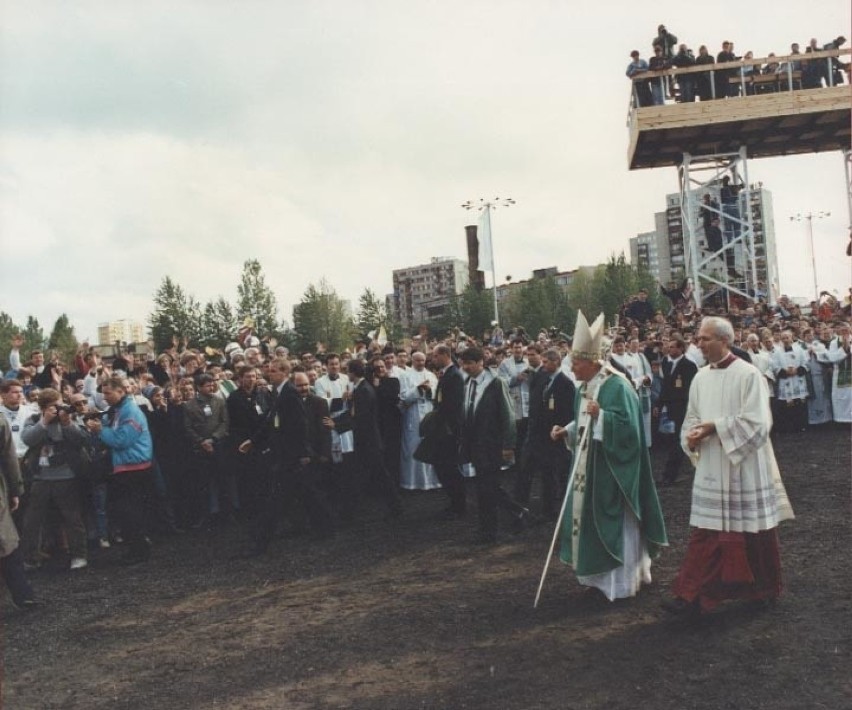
[665,316,794,616]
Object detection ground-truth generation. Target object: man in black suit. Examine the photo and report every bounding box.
[458,347,527,544]
[516,348,576,521]
[238,358,314,554]
[370,357,402,486]
[227,365,272,518]
[655,336,698,485]
[333,359,401,520]
[292,371,334,537]
[429,344,466,518]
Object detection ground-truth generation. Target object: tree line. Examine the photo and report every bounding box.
[2,255,662,369]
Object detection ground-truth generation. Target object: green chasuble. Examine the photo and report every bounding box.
[559,369,667,576]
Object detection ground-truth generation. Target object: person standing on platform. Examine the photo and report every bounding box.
[399,352,440,491]
[552,311,667,601]
[627,50,652,107]
[655,336,698,485]
[665,317,794,616]
[694,45,716,101]
[459,347,528,545]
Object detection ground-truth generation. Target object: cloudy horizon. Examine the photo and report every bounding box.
[1,1,850,342]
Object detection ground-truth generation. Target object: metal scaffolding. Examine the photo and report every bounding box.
[677,146,778,307]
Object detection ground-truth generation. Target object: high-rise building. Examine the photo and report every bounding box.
[391,257,469,331]
[631,186,779,300]
[97,319,146,346]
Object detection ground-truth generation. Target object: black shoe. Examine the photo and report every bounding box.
[13,598,40,611]
[661,597,699,616]
[512,508,535,533]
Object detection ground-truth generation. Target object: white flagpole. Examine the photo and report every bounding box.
[533,423,591,609]
[484,205,499,325]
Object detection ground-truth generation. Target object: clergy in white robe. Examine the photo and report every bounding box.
[399,352,440,490]
[770,331,809,432]
[627,339,654,447]
[828,326,852,423]
[666,317,794,616]
[802,331,833,425]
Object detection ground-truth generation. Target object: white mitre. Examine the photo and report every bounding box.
[572,310,606,361]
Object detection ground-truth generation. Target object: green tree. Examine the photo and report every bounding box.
[47,313,79,365]
[291,279,353,354]
[237,259,279,337]
[148,276,202,350]
[565,266,603,321]
[355,288,387,341]
[453,284,494,341]
[504,275,574,337]
[0,312,20,372]
[21,316,45,361]
[200,297,238,349]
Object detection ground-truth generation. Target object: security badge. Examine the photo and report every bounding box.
[548,396,555,411]
[436,389,442,404]
[675,376,683,389]
[203,404,213,417]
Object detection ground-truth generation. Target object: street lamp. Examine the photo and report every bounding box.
[790,211,830,301]
[461,197,516,326]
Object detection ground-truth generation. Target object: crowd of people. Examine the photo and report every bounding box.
[0,284,848,614]
[626,25,850,106]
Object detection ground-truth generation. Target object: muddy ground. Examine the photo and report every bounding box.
[2,426,849,710]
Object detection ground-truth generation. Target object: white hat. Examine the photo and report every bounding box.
[571,310,606,361]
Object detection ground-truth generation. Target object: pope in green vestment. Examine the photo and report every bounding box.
[559,368,668,578]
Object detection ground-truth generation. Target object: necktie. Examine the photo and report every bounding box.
[466,378,478,426]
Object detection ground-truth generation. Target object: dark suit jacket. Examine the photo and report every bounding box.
[658,356,698,424]
[375,377,401,451]
[302,394,332,462]
[227,387,272,448]
[460,374,516,473]
[336,380,384,455]
[251,383,309,464]
[430,364,464,464]
[529,371,576,446]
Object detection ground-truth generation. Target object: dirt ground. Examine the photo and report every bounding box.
[2,425,849,710]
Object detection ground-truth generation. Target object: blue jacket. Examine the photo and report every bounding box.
[97,396,153,473]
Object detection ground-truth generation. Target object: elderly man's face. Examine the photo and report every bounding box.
[411,353,426,371]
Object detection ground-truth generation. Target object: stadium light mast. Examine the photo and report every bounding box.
[790,211,830,301]
[461,197,516,326]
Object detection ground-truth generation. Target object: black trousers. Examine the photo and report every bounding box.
[662,414,687,483]
[253,461,334,550]
[434,460,466,515]
[354,446,401,515]
[1,547,35,606]
[515,441,570,520]
[475,466,525,537]
[109,468,155,558]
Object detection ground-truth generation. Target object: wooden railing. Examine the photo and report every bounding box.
[627,47,851,110]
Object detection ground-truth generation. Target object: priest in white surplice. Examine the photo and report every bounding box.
[828,324,851,423]
[399,352,440,490]
[665,317,794,616]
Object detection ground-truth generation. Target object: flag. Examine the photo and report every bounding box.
[478,206,493,272]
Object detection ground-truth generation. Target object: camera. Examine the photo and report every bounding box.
[54,404,73,415]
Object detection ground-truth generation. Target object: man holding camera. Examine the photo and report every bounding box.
[21,389,89,570]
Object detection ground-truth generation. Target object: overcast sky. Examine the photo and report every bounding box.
[1,1,850,342]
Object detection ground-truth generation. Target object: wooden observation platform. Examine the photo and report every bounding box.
[625,48,851,307]
[627,49,851,170]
